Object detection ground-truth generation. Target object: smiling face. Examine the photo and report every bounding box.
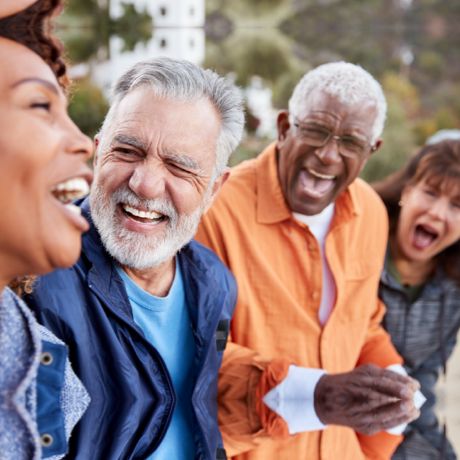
[0,38,93,285]
[396,177,460,264]
[90,87,225,270]
[277,90,380,216]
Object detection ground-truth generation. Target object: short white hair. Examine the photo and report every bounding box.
[98,57,245,177]
[426,129,460,145]
[288,61,387,144]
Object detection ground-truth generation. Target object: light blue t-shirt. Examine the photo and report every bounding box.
[117,262,196,460]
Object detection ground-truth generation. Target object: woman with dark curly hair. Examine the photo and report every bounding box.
[373,139,460,459]
[0,1,93,459]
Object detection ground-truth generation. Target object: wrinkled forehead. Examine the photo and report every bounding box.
[296,90,378,132]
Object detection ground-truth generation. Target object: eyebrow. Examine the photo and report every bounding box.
[112,134,149,151]
[163,151,202,172]
[11,77,59,95]
[112,133,203,172]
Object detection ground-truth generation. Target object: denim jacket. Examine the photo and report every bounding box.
[0,288,90,460]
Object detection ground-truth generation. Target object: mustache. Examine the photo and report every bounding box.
[110,187,178,220]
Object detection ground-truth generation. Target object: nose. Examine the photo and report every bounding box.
[66,117,93,162]
[427,197,450,221]
[314,137,342,164]
[128,161,166,200]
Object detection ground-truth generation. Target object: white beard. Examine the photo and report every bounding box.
[90,184,205,270]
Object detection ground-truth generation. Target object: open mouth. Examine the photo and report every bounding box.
[121,204,168,224]
[413,224,438,250]
[51,177,90,213]
[298,168,336,198]
[308,168,336,181]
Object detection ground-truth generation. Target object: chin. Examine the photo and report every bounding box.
[47,238,82,271]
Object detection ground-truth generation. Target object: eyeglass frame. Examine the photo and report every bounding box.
[291,117,378,158]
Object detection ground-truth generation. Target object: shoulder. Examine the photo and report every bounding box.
[218,156,258,200]
[351,178,387,214]
[204,157,259,227]
[349,178,388,230]
[181,241,236,287]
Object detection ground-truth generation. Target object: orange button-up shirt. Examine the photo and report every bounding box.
[196,143,402,460]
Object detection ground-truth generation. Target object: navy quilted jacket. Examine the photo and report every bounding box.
[28,198,236,460]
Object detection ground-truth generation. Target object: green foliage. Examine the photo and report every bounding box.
[207,0,289,19]
[62,0,153,60]
[418,51,444,80]
[205,33,291,87]
[112,2,153,52]
[64,33,99,63]
[68,79,109,138]
[272,67,309,110]
[361,93,416,183]
[65,0,98,16]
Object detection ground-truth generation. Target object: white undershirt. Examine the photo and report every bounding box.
[264,204,337,432]
[293,203,336,325]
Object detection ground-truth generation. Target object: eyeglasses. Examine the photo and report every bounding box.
[292,119,377,158]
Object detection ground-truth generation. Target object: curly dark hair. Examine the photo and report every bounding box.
[372,140,460,284]
[0,0,68,88]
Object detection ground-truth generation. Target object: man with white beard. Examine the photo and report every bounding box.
[27,57,244,460]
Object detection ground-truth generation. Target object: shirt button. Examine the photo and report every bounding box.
[40,352,53,366]
[41,433,54,447]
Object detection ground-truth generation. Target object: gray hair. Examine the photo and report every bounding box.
[98,57,245,176]
[288,61,387,144]
[426,129,460,145]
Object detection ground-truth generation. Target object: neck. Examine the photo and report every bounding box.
[121,258,176,297]
[0,254,17,293]
[389,238,435,286]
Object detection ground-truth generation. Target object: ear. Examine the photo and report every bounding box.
[276,110,291,150]
[204,169,230,213]
[93,135,100,168]
[371,138,383,154]
[358,138,383,174]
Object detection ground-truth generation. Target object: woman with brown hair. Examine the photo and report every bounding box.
[373,139,460,459]
[0,1,93,458]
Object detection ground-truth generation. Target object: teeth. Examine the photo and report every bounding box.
[52,177,90,203]
[123,205,163,220]
[53,177,89,194]
[309,169,335,180]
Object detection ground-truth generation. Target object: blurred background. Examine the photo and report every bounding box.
[59,0,460,183]
[58,0,460,453]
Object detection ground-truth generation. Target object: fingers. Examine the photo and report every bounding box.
[354,400,420,435]
[357,365,419,400]
[314,366,421,432]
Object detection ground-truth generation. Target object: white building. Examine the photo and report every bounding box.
[110,0,205,27]
[91,0,206,95]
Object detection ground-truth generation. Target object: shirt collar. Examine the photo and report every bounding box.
[255,142,361,225]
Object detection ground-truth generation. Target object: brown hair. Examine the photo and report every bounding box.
[372,140,460,284]
[0,0,68,89]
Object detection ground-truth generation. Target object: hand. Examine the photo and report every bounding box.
[314,364,420,435]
